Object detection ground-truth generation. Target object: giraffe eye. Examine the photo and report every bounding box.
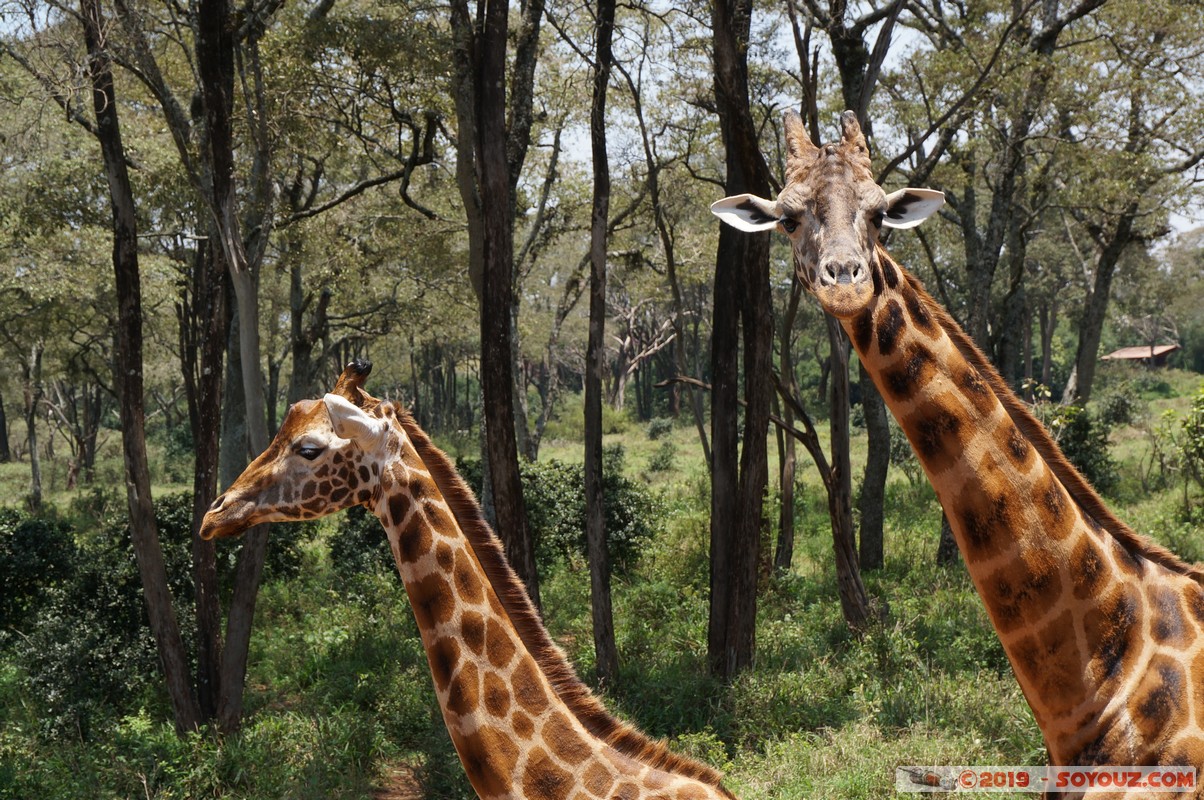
[870,211,884,228]
[296,445,324,461]
[780,217,799,234]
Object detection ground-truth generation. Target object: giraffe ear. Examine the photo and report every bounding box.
[323,393,387,444]
[882,188,944,229]
[710,194,781,232]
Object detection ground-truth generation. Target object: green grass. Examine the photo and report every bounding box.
[2,374,1203,798]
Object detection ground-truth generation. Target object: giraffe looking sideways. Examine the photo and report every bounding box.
[201,360,735,800]
[713,110,1204,775]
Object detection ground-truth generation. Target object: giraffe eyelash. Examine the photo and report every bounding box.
[296,445,324,461]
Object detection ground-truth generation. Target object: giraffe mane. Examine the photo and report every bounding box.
[883,247,1204,584]
[392,404,733,793]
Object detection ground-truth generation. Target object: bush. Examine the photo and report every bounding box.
[1038,404,1119,495]
[1096,387,1140,427]
[455,448,659,571]
[646,417,674,440]
[0,508,77,632]
[647,441,676,473]
[11,491,315,737]
[330,505,395,579]
[523,449,658,571]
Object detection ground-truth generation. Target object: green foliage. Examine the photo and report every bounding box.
[5,491,315,738]
[162,425,195,484]
[1181,386,1204,493]
[646,417,674,440]
[522,445,659,571]
[0,508,77,632]
[888,422,923,486]
[1096,385,1141,427]
[329,505,394,580]
[646,441,676,473]
[16,516,171,737]
[1036,404,1119,495]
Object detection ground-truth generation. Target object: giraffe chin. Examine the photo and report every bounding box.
[813,282,873,319]
[199,511,255,541]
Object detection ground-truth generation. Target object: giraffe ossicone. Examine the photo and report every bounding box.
[714,108,1204,776]
[201,359,735,800]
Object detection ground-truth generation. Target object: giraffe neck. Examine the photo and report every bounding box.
[844,251,1204,767]
[371,403,732,800]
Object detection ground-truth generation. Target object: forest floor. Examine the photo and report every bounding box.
[1,366,1202,799]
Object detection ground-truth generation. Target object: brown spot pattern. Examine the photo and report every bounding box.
[1129,655,1185,743]
[485,618,518,668]
[454,724,519,797]
[1085,585,1143,683]
[410,572,454,630]
[903,401,963,475]
[981,554,1062,635]
[1070,537,1106,600]
[875,299,905,356]
[513,658,550,715]
[582,762,614,797]
[883,344,936,401]
[1150,585,1193,648]
[463,611,486,655]
[545,712,592,765]
[523,748,573,800]
[1010,610,1085,717]
[447,660,479,716]
[454,549,485,604]
[428,636,460,692]
[483,671,511,717]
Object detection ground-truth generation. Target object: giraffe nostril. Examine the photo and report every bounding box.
[821,258,867,286]
[209,494,227,513]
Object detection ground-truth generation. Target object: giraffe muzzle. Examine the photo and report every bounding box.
[819,257,867,287]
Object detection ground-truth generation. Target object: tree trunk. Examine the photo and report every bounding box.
[584,0,619,685]
[1065,205,1139,405]
[826,318,870,628]
[178,236,229,723]
[936,512,960,566]
[0,389,10,463]
[858,362,888,571]
[21,343,44,513]
[196,0,272,732]
[475,0,539,609]
[774,278,804,573]
[708,0,773,679]
[81,0,200,733]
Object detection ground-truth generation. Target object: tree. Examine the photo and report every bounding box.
[1060,1,1204,403]
[448,0,543,607]
[708,0,774,679]
[79,0,200,733]
[584,0,619,685]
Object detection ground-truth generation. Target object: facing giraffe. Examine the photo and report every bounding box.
[201,360,735,800]
[713,110,1204,777]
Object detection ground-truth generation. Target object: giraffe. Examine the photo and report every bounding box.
[200,360,736,800]
[712,110,1204,776]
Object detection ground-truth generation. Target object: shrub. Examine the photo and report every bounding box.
[646,417,674,440]
[1037,404,1119,495]
[647,441,676,473]
[526,446,658,571]
[12,491,314,737]
[330,505,395,579]
[454,448,658,571]
[0,508,77,632]
[1096,387,1140,428]
[888,422,922,485]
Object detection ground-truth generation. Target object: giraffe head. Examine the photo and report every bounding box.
[200,360,390,540]
[711,109,944,318]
